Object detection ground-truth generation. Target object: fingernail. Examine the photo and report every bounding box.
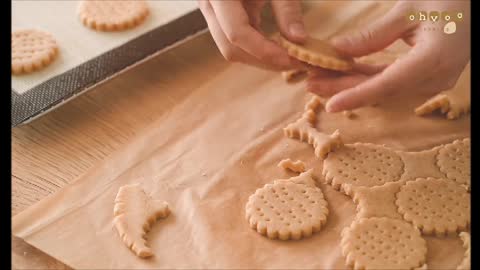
[325,102,337,113]
[289,23,307,39]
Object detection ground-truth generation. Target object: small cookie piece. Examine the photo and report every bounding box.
[323,143,404,195]
[457,232,471,270]
[341,217,427,270]
[351,181,405,220]
[436,138,470,188]
[277,35,354,71]
[415,64,470,120]
[277,158,306,173]
[304,95,324,112]
[114,184,170,258]
[12,29,58,75]
[281,69,308,83]
[395,178,470,236]
[245,170,328,240]
[342,110,355,119]
[78,0,149,32]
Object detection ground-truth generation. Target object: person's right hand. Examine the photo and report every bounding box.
[198,0,307,70]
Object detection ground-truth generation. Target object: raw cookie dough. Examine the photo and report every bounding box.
[322,143,404,195]
[245,170,328,240]
[436,138,470,189]
[281,69,308,83]
[341,217,427,270]
[277,158,306,173]
[113,184,170,258]
[395,178,470,236]
[12,29,58,75]
[78,0,149,32]
[277,35,354,71]
[415,64,470,120]
[457,232,471,270]
[351,181,405,220]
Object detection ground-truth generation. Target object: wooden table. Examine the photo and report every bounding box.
[11,32,226,269]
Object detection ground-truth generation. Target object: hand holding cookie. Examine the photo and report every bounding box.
[198,0,306,70]
[307,0,471,113]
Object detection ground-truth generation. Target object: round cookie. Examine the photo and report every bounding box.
[341,217,427,270]
[323,143,404,195]
[12,29,58,75]
[436,138,470,188]
[277,35,354,71]
[78,0,149,32]
[245,181,328,240]
[395,178,470,235]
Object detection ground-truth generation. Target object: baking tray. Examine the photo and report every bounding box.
[12,1,207,127]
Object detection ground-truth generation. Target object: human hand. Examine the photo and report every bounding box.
[198,0,307,70]
[306,0,471,112]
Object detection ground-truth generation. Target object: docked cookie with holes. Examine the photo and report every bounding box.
[341,217,427,270]
[245,170,328,240]
[395,178,470,236]
[436,138,470,190]
[322,143,405,196]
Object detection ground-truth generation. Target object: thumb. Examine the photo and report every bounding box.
[271,0,306,43]
[331,3,414,57]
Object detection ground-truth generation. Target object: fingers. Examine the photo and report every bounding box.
[209,0,301,69]
[271,0,307,43]
[326,44,433,112]
[307,73,370,97]
[331,2,415,57]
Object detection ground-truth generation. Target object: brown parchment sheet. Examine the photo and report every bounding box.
[12,1,470,269]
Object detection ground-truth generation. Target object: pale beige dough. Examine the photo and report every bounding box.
[245,170,328,240]
[281,69,308,83]
[277,158,306,173]
[322,143,404,195]
[277,35,354,71]
[78,0,149,32]
[351,181,405,220]
[341,217,427,270]
[395,178,470,236]
[457,232,471,270]
[114,184,170,258]
[436,138,470,189]
[12,29,58,75]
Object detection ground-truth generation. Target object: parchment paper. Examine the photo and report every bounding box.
[12,1,470,269]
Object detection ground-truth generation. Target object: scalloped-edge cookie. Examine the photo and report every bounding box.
[277,158,306,173]
[277,35,354,71]
[281,69,308,83]
[395,178,470,236]
[12,29,59,75]
[78,0,149,32]
[341,217,427,270]
[322,143,404,195]
[457,232,471,270]
[245,170,328,240]
[415,64,470,120]
[436,138,470,189]
[114,184,170,258]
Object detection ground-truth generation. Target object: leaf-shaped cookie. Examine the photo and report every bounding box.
[113,184,170,258]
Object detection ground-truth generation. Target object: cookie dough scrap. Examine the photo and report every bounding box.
[415,64,470,120]
[457,232,471,270]
[78,0,149,32]
[395,178,470,236]
[281,69,308,83]
[304,95,324,113]
[245,170,328,240]
[398,148,446,181]
[12,29,58,75]
[277,158,306,173]
[114,184,170,258]
[322,143,405,196]
[277,35,354,71]
[341,217,427,270]
[436,138,470,189]
[351,181,405,220]
[284,108,343,159]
